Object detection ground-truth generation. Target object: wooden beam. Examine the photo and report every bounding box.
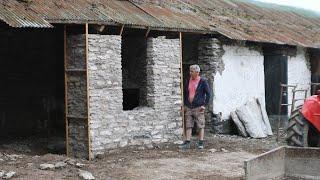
[93,25,106,33]
[64,25,70,157]
[179,32,186,138]
[145,27,151,38]
[119,24,124,36]
[85,23,92,160]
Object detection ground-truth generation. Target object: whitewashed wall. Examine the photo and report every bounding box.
[287,47,311,113]
[213,45,265,119]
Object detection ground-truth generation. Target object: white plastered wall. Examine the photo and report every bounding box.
[287,47,311,114]
[213,45,265,119]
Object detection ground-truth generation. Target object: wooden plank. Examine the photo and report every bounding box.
[64,25,70,157]
[145,27,150,38]
[65,69,87,72]
[179,32,186,138]
[119,24,124,36]
[66,115,88,119]
[85,23,92,160]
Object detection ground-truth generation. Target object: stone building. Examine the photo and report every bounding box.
[0,0,319,159]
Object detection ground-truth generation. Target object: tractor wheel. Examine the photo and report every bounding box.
[286,106,320,147]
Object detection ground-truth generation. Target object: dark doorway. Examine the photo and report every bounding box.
[182,34,200,82]
[0,24,65,155]
[264,54,288,119]
[310,49,320,94]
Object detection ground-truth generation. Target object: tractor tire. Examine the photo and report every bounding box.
[286,105,320,147]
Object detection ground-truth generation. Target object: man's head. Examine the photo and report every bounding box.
[189,64,200,80]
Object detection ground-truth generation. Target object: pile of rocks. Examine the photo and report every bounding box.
[39,158,94,180]
[0,170,16,179]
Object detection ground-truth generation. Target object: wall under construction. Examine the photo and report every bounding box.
[88,35,182,157]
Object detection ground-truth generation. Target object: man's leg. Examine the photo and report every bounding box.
[180,107,193,149]
[198,128,204,141]
[186,128,192,141]
[179,128,192,149]
[196,107,205,149]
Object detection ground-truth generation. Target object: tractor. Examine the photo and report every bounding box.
[286,90,320,147]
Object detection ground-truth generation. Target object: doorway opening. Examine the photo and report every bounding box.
[0,23,65,155]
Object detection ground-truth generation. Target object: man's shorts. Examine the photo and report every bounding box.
[185,106,205,129]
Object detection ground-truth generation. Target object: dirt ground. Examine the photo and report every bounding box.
[0,132,286,180]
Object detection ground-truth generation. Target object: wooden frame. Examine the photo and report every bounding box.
[64,25,70,157]
[64,24,91,160]
[179,32,186,138]
[85,23,92,160]
[119,24,125,36]
[145,27,151,38]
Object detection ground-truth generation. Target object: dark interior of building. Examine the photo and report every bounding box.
[0,23,65,154]
[121,35,147,110]
[310,49,320,94]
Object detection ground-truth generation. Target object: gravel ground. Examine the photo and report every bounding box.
[0,132,287,180]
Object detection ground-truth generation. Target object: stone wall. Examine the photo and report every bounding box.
[287,47,311,113]
[66,35,89,159]
[88,35,182,158]
[198,38,224,125]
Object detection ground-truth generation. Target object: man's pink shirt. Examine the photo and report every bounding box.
[188,76,200,103]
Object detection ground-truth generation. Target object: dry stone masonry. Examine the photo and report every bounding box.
[198,38,225,126]
[88,35,182,157]
[66,35,89,159]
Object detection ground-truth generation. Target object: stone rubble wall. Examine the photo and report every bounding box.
[198,38,225,126]
[66,35,89,159]
[88,35,182,157]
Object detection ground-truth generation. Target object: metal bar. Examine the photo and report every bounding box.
[290,87,297,114]
[304,89,308,100]
[64,25,70,157]
[280,84,296,88]
[85,23,92,160]
[277,83,283,142]
[179,32,186,139]
[292,89,308,92]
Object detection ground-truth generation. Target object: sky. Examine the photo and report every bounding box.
[255,0,320,12]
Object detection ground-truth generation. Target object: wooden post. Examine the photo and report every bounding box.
[145,27,150,38]
[64,25,69,157]
[119,24,125,36]
[179,32,186,138]
[85,23,92,160]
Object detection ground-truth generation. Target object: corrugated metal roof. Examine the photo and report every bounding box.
[0,0,320,48]
[181,0,320,48]
[0,0,52,28]
[131,0,320,48]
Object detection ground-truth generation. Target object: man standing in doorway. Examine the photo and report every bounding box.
[179,64,211,149]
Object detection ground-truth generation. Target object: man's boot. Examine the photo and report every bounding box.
[179,141,191,149]
[196,140,204,149]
